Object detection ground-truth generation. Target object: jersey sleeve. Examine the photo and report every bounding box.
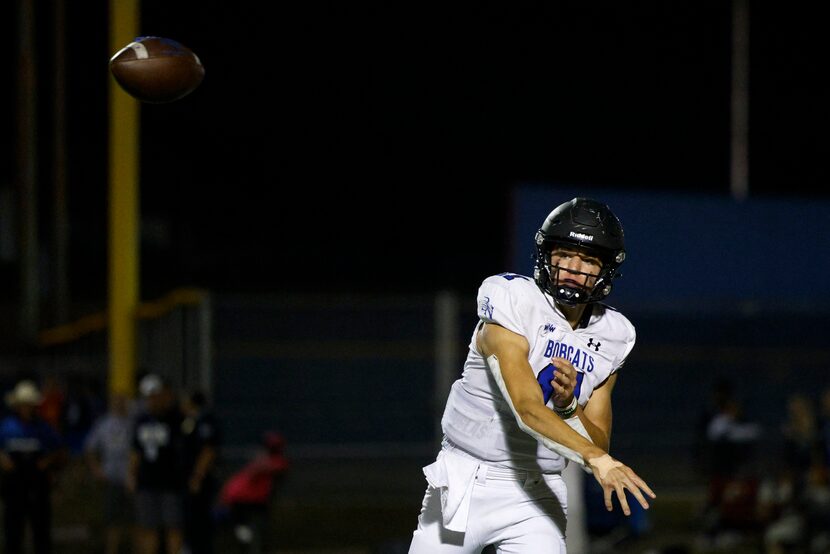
[476,275,528,337]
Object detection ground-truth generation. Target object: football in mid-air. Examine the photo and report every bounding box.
[109,36,205,103]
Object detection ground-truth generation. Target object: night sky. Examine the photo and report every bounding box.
[3,2,829,307]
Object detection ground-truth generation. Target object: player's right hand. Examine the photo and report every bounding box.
[586,453,656,516]
[550,357,577,409]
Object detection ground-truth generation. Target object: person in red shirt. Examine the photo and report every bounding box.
[218,432,289,552]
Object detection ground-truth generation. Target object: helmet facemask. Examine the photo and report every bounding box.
[534,235,624,305]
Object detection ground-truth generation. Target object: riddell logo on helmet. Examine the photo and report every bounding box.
[569,231,594,241]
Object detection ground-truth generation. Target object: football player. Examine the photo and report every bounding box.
[409,198,656,553]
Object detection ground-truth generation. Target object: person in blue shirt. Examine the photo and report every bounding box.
[0,379,66,554]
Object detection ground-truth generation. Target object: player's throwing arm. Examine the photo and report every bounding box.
[478,322,656,516]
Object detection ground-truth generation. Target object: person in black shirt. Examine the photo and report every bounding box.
[126,374,186,554]
[181,390,220,554]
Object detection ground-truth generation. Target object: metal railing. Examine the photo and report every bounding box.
[29,287,213,398]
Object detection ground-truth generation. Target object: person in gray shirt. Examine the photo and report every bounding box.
[85,392,134,554]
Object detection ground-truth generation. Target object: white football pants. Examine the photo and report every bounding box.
[408,464,569,553]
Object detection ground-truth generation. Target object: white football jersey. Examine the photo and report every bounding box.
[441,272,636,473]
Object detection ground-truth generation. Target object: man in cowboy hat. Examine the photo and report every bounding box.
[0,379,67,554]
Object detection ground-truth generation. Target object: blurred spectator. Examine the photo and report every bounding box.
[84,392,135,554]
[181,390,221,554]
[705,395,762,463]
[693,379,736,476]
[218,431,289,554]
[696,382,762,546]
[704,382,762,479]
[802,463,830,554]
[127,374,186,554]
[817,387,830,469]
[780,394,821,493]
[759,461,830,554]
[0,379,68,554]
[757,461,799,554]
[62,376,105,455]
[37,375,65,434]
[760,393,827,554]
[764,465,830,554]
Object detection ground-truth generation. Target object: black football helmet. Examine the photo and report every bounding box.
[533,197,626,305]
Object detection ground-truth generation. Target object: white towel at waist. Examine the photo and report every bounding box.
[422,448,480,532]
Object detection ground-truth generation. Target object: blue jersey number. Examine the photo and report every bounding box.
[536,363,584,404]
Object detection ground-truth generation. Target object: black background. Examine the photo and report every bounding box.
[4,1,829,305]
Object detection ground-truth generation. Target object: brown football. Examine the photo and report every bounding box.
[109,36,205,103]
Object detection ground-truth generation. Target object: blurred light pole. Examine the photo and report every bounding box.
[53,0,69,326]
[108,0,141,397]
[730,0,750,201]
[16,0,39,342]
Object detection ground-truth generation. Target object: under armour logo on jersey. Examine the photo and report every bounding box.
[479,296,494,320]
[587,338,601,351]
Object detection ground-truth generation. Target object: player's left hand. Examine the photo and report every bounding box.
[550,357,577,409]
[587,453,656,516]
